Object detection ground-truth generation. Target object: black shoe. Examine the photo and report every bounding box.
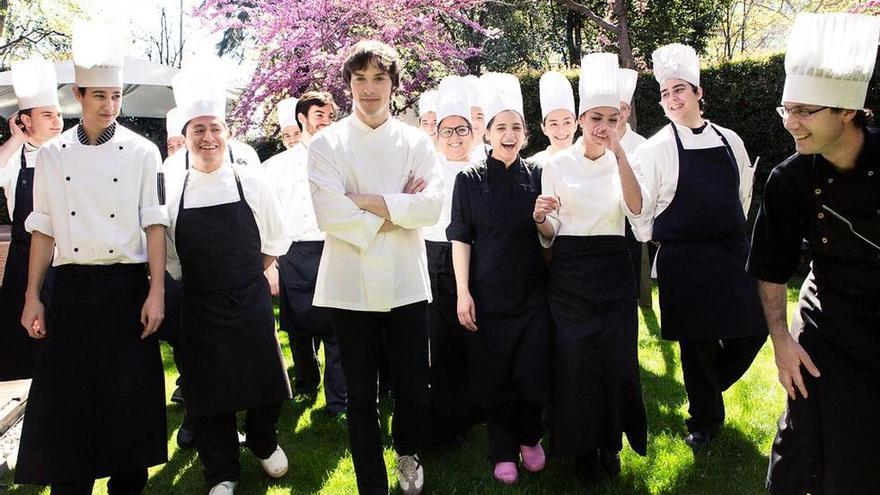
[684,431,712,452]
[170,386,185,404]
[600,450,621,475]
[176,418,196,449]
[576,450,603,486]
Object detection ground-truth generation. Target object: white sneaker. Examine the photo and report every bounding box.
[260,445,289,478]
[208,481,237,495]
[396,454,424,495]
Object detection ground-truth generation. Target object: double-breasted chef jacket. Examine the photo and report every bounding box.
[15,123,170,485]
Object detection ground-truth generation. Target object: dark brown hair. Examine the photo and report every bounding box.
[831,108,873,128]
[341,40,401,91]
[294,91,338,130]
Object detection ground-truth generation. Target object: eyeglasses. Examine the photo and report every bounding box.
[438,125,472,138]
[776,106,828,120]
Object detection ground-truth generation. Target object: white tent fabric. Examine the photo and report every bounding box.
[0,56,241,119]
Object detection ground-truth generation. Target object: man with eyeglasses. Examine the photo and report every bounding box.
[630,43,767,452]
[747,13,880,495]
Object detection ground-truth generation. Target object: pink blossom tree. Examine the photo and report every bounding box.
[196,0,492,130]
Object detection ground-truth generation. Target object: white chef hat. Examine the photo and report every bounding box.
[652,43,700,87]
[12,57,59,110]
[481,72,524,124]
[172,55,227,126]
[463,75,485,110]
[418,90,438,116]
[579,53,620,114]
[619,68,638,105]
[166,108,185,138]
[436,75,472,125]
[539,71,576,120]
[72,20,125,88]
[783,13,880,110]
[277,97,299,129]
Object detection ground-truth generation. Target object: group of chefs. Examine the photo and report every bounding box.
[0,10,877,495]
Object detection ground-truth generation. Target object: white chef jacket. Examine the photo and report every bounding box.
[162,139,262,172]
[620,124,647,156]
[541,146,648,248]
[422,156,470,242]
[308,114,444,312]
[25,125,169,266]
[470,145,488,162]
[262,143,324,242]
[164,161,290,280]
[630,120,755,241]
[0,143,38,216]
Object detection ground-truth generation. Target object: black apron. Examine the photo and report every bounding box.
[424,240,477,445]
[175,170,291,418]
[277,240,333,337]
[0,147,54,380]
[547,235,647,457]
[767,156,880,495]
[653,124,767,341]
[15,263,167,484]
[463,157,550,407]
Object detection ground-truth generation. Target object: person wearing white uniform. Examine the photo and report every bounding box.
[529,71,576,165]
[308,40,443,495]
[535,53,648,485]
[417,89,438,147]
[165,107,186,157]
[263,91,347,414]
[630,43,767,451]
[467,74,488,162]
[16,22,169,494]
[0,57,62,381]
[165,57,292,495]
[277,96,301,149]
[617,68,648,294]
[421,75,478,447]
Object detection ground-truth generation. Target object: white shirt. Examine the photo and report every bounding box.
[0,143,38,217]
[263,143,324,242]
[164,162,290,280]
[162,139,262,172]
[541,146,648,248]
[630,121,756,241]
[470,145,488,162]
[26,125,169,266]
[619,124,647,156]
[422,156,470,242]
[309,115,444,312]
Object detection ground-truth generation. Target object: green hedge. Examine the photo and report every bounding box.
[520,53,880,218]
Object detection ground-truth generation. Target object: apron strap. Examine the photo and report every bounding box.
[178,166,246,216]
[19,145,27,170]
[670,123,739,186]
[185,150,189,170]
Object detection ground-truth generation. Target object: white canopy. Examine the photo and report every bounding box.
[0,56,241,119]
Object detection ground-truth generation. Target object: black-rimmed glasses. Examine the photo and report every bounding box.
[776,106,829,119]
[438,125,472,138]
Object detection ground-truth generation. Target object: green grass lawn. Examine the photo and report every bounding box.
[2,285,798,494]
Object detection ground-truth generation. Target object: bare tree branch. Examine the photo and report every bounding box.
[555,0,618,33]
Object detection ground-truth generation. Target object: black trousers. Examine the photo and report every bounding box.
[190,402,282,486]
[330,301,430,495]
[291,333,321,392]
[486,400,544,463]
[49,469,147,495]
[679,334,767,435]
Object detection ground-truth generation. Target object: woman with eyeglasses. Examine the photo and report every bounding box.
[447,73,550,485]
[630,43,767,452]
[535,53,648,485]
[421,76,479,447]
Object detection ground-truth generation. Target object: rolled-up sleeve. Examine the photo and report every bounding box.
[383,136,444,229]
[746,167,807,284]
[729,132,756,215]
[25,147,53,236]
[446,171,474,243]
[139,147,170,229]
[308,138,384,250]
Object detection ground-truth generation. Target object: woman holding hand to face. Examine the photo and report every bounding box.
[536,53,648,486]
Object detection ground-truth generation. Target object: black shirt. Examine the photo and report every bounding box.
[447,155,546,314]
[747,127,880,314]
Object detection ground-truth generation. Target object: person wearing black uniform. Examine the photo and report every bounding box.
[631,43,767,451]
[16,22,168,494]
[0,57,62,381]
[747,13,880,495]
[448,72,550,485]
[536,53,648,484]
[166,58,292,495]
